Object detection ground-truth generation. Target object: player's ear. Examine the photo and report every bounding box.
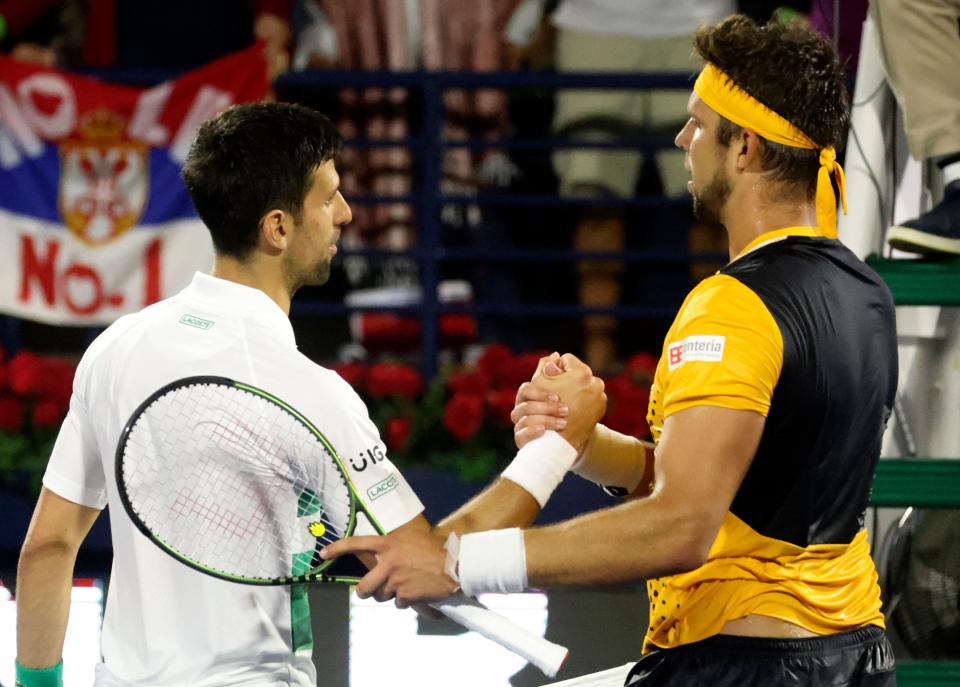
[736,129,764,173]
[258,208,288,255]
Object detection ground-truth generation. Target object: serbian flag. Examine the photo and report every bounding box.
[0,46,269,325]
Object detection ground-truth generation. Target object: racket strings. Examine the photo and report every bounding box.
[121,382,354,580]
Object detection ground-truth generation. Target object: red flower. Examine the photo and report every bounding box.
[604,376,651,441]
[476,344,513,381]
[446,369,490,396]
[605,408,650,440]
[485,388,516,426]
[603,376,632,405]
[385,415,413,452]
[33,398,68,430]
[440,313,478,347]
[0,360,7,391]
[334,361,367,391]
[612,377,650,410]
[443,392,484,441]
[625,352,659,387]
[366,363,424,399]
[359,313,420,353]
[42,358,75,406]
[498,352,546,391]
[0,396,24,433]
[8,352,47,396]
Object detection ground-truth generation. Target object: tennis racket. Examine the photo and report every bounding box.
[115,375,568,677]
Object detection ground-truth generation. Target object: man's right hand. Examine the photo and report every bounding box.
[511,353,606,453]
[511,352,568,449]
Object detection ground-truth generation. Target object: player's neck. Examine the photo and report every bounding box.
[211,255,293,316]
[722,186,817,259]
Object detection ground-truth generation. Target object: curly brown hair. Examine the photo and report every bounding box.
[694,15,849,198]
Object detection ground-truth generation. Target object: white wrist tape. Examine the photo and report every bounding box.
[501,430,578,507]
[572,424,647,493]
[454,528,528,597]
[443,532,461,584]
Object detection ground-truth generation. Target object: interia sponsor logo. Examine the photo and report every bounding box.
[667,334,726,370]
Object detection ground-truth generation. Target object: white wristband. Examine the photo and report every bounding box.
[443,532,461,584]
[452,528,528,597]
[501,430,578,507]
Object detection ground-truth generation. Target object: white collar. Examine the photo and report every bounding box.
[182,272,297,349]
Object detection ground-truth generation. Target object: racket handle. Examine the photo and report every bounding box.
[430,595,569,678]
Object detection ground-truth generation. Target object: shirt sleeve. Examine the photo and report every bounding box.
[42,360,108,509]
[661,274,783,419]
[321,374,425,534]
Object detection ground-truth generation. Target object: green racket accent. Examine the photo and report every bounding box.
[297,488,322,517]
[291,551,314,576]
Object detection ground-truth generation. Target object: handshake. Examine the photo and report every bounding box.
[506,351,650,507]
[320,351,654,607]
[502,351,608,508]
[510,351,607,457]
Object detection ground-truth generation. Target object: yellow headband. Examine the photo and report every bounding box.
[693,63,846,238]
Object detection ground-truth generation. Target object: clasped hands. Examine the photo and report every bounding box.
[319,352,606,606]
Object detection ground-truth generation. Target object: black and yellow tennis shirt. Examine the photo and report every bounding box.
[643,226,898,652]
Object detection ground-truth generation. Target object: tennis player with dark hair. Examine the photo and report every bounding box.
[15,99,605,685]
[14,102,386,686]
[14,103,404,686]
[323,15,900,687]
[16,98,602,687]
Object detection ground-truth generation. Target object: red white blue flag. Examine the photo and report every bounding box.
[0,46,269,325]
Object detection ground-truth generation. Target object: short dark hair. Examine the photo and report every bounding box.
[181,102,342,258]
[694,15,849,198]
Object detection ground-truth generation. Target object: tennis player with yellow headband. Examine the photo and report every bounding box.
[693,61,848,238]
[323,14,898,687]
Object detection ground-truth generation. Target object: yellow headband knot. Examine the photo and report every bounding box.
[693,63,845,238]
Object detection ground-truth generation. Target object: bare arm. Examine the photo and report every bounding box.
[325,404,763,603]
[513,378,656,498]
[360,513,432,573]
[524,405,763,586]
[17,487,101,668]
[434,478,540,540]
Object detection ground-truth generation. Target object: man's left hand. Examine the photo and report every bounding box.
[320,529,459,607]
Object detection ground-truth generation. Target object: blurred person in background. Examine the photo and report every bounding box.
[738,1,869,81]
[806,0,868,78]
[292,0,524,355]
[0,0,66,65]
[293,0,418,283]
[876,0,960,257]
[547,0,734,372]
[2,0,291,76]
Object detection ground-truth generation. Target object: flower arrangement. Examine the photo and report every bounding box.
[336,344,658,483]
[0,342,659,496]
[0,348,76,495]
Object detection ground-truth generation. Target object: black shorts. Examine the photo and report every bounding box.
[624,626,896,687]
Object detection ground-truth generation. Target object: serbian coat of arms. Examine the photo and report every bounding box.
[59,108,148,246]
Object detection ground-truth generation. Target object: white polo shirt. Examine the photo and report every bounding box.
[43,272,424,687]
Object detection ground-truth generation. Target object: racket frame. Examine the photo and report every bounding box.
[115,375,380,586]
